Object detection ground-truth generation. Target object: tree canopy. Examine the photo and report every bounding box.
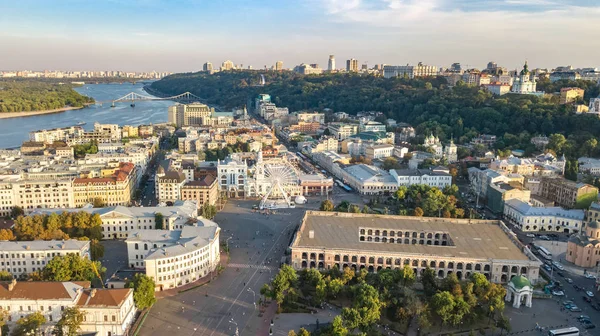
[126,274,156,309]
[0,80,94,113]
[42,253,105,282]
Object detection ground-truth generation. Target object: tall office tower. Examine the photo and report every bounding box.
[221,60,234,71]
[275,61,283,71]
[203,62,213,72]
[328,55,335,71]
[346,58,358,72]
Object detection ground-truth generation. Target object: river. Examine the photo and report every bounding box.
[0,83,172,149]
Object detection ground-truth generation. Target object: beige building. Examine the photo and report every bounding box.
[168,103,215,127]
[73,162,137,207]
[328,124,358,141]
[559,87,585,104]
[539,177,598,209]
[566,220,600,268]
[290,212,541,284]
[180,175,219,208]
[122,125,139,138]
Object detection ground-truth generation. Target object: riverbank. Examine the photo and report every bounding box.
[0,106,87,119]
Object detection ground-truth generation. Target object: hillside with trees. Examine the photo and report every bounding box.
[151,71,600,158]
[0,80,94,112]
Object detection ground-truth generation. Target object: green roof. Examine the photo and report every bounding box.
[588,221,599,229]
[351,131,387,141]
[510,275,531,289]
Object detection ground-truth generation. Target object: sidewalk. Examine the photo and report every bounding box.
[251,301,278,336]
[156,252,229,299]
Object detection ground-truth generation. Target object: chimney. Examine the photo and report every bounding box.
[90,289,97,298]
[8,279,17,291]
[308,230,314,239]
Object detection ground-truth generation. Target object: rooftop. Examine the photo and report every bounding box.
[293,212,531,261]
[0,239,89,252]
[77,288,132,308]
[0,281,90,300]
[505,199,584,219]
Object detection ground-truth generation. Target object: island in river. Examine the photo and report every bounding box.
[0,80,94,115]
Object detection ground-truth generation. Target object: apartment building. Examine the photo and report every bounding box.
[0,280,136,336]
[168,103,215,127]
[383,62,438,79]
[539,177,598,209]
[328,124,358,141]
[180,175,219,208]
[559,87,585,104]
[125,222,220,291]
[29,126,84,144]
[155,165,186,205]
[566,221,600,268]
[296,112,325,124]
[291,212,541,284]
[73,162,137,207]
[0,240,90,277]
[365,144,394,160]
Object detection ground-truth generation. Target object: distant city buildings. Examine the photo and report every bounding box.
[0,70,169,79]
[559,87,585,104]
[346,58,359,72]
[294,63,323,75]
[328,55,336,71]
[221,60,235,71]
[383,62,438,79]
[275,61,283,71]
[203,62,213,72]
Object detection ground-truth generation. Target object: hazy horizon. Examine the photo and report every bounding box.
[1,0,599,73]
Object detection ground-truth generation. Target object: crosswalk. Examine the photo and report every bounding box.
[227,263,275,271]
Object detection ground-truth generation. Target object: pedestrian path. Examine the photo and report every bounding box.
[228,263,276,271]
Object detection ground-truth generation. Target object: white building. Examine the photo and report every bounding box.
[125,221,220,291]
[328,124,358,141]
[0,280,136,336]
[359,121,386,133]
[217,157,248,198]
[503,199,584,233]
[424,134,443,159]
[391,169,452,189]
[29,126,84,144]
[511,62,540,95]
[444,139,458,163]
[296,112,325,124]
[155,164,186,205]
[365,144,394,160]
[579,157,600,175]
[383,63,438,79]
[342,165,452,195]
[32,201,199,240]
[0,240,90,278]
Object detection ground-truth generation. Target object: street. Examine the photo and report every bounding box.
[138,199,307,336]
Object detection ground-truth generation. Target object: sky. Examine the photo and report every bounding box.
[1,0,599,72]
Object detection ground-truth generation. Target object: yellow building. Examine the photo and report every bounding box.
[73,162,136,207]
[122,125,139,138]
[566,220,600,268]
[559,87,585,105]
[180,175,219,209]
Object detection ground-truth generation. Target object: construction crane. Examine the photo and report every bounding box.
[91,261,104,288]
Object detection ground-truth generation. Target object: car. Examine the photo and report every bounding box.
[573,284,581,290]
[583,296,592,303]
[552,290,565,296]
[565,278,573,284]
[570,306,582,312]
[563,300,573,306]
[582,321,596,329]
[544,265,552,272]
[578,315,591,322]
[539,235,550,240]
[584,273,597,279]
[557,271,564,277]
[586,291,595,297]
[526,233,536,238]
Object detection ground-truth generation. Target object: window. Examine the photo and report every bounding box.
[104,315,108,322]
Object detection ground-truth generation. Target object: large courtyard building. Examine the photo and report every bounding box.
[125,219,220,291]
[168,103,218,127]
[0,240,90,278]
[290,212,541,284]
[32,200,199,240]
[0,280,136,336]
[503,199,585,233]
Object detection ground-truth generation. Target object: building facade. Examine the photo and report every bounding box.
[125,222,220,291]
[290,212,541,284]
[539,177,598,209]
[73,163,137,207]
[503,199,585,233]
[566,221,600,268]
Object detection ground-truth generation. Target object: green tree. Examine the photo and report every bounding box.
[42,254,105,282]
[126,274,157,309]
[154,212,164,229]
[92,197,106,208]
[12,312,46,336]
[320,200,334,211]
[0,271,13,281]
[414,207,424,217]
[348,283,384,331]
[201,203,217,219]
[90,239,104,261]
[298,328,311,336]
[10,206,24,218]
[53,306,86,336]
[431,291,455,326]
[497,314,512,335]
[348,204,360,213]
[328,315,348,336]
[399,265,416,287]
[421,267,438,297]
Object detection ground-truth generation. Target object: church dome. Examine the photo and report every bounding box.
[589,221,600,229]
[509,275,531,290]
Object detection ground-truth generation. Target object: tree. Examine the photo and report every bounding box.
[320,200,334,211]
[431,291,455,326]
[154,212,164,229]
[10,206,24,218]
[53,307,86,336]
[92,197,106,208]
[497,314,511,336]
[382,157,401,170]
[201,203,217,219]
[394,186,407,201]
[0,271,12,281]
[348,283,384,331]
[126,274,156,309]
[421,267,438,297]
[12,312,46,336]
[328,315,348,336]
[348,204,360,213]
[0,229,16,241]
[413,207,424,217]
[90,239,104,261]
[43,254,105,282]
[288,331,298,336]
[399,265,416,287]
[298,328,311,336]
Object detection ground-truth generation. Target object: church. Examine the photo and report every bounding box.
[511,61,537,94]
[423,135,457,163]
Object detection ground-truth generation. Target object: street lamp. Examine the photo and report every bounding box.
[226,236,233,251]
[247,288,256,308]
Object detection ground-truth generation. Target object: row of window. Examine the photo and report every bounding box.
[359,228,449,239]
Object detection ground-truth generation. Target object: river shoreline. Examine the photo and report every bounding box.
[0,106,86,119]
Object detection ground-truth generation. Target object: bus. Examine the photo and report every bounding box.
[548,327,579,336]
[538,246,553,260]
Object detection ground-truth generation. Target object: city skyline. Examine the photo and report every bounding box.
[1,0,599,72]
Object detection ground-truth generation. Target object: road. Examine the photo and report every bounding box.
[138,199,307,336]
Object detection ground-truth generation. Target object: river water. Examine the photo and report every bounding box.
[0,83,171,148]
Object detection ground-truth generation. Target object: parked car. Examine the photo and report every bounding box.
[586,291,595,297]
[552,290,565,296]
[570,306,582,312]
[578,315,591,323]
[544,265,552,272]
[585,273,597,279]
[582,321,596,329]
[565,278,573,284]
[583,296,592,303]
[526,233,536,238]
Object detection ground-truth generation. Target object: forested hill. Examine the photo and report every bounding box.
[0,80,94,112]
[151,71,600,158]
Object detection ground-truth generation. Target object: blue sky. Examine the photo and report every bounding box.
[1,0,599,72]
